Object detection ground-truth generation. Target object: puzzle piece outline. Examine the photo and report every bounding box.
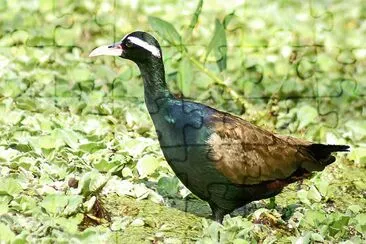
[0,0,365,240]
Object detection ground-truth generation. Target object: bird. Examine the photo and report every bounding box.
[89,31,350,223]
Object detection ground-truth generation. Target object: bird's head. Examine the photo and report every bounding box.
[89,31,161,63]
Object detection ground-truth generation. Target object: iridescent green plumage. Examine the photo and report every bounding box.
[90,31,349,223]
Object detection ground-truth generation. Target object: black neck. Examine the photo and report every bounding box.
[136,58,172,113]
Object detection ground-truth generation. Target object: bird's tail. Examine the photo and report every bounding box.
[307,143,350,165]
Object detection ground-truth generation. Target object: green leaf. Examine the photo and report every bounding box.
[67,64,92,82]
[345,120,366,141]
[0,178,22,197]
[122,167,133,178]
[302,210,326,227]
[122,139,149,158]
[354,213,366,235]
[10,143,32,153]
[133,183,150,199]
[78,170,109,197]
[110,216,132,231]
[307,185,322,202]
[94,159,120,172]
[11,195,37,213]
[57,129,80,150]
[297,189,311,205]
[295,232,311,244]
[348,204,362,214]
[37,135,58,149]
[314,177,329,196]
[40,194,69,215]
[188,0,203,31]
[206,221,221,240]
[0,81,23,97]
[79,142,105,153]
[83,196,96,212]
[0,196,12,214]
[297,105,318,130]
[15,97,38,111]
[54,214,84,233]
[311,233,324,242]
[223,12,235,29]
[148,16,182,46]
[130,218,144,227]
[0,223,15,242]
[64,195,84,215]
[136,155,160,178]
[40,194,83,216]
[206,19,227,71]
[233,239,250,244]
[328,213,350,236]
[297,58,315,79]
[178,57,193,97]
[348,147,366,167]
[157,176,179,197]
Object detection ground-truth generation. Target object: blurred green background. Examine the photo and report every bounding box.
[0,0,365,243]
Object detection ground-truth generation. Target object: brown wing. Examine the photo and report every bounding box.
[207,112,318,185]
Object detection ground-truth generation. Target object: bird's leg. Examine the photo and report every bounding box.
[209,202,227,223]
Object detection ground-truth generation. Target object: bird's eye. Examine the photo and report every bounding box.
[125,40,133,48]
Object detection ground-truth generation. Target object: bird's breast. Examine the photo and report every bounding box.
[147,99,230,197]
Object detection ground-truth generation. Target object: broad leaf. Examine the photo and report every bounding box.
[297,105,318,130]
[206,19,227,71]
[40,195,70,215]
[148,16,182,46]
[136,155,160,178]
[0,178,22,197]
[157,176,179,197]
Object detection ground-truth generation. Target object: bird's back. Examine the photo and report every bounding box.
[148,97,349,213]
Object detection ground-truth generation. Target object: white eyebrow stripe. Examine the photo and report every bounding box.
[127,36,161,58]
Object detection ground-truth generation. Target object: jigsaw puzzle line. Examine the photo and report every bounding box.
[1,0,364,229]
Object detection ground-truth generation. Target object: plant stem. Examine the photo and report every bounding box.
[183,51,251,111]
